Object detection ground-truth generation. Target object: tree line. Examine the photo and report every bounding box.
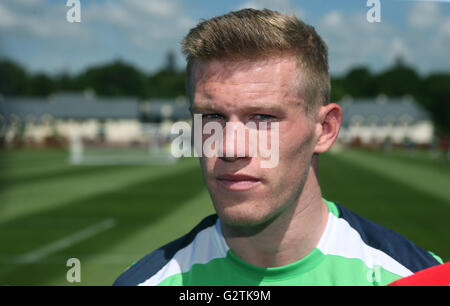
[0,57,449,133]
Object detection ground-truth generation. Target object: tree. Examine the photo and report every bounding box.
[375,58,421,98]
[55,71,80,92]
[0,59,29,96]
[419,74,450,133]
[164,50,177,74]
[29,73,55,96]
[148,70,186,98]
[77,60,149,98]
[342,66,377,98]
[330,78,347,102]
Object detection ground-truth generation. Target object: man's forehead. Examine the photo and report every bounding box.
[190,54,309,111]
[191,100,290,112]
[193,55,300,83]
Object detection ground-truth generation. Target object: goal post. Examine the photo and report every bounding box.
[68,123,178,165]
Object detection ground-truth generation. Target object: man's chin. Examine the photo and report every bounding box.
[216,205,276,229]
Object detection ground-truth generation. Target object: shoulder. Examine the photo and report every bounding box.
[333,202,442,273]
[113,214,219,286]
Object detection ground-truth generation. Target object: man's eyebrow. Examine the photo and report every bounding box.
[190,103,284,113]
[189,104,217,113]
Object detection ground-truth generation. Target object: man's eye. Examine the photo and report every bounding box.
[203,114,225,120]
[252,114,275,120]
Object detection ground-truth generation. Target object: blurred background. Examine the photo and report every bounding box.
[0,0,449,285]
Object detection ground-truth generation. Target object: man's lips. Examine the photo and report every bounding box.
[215,174,261,191]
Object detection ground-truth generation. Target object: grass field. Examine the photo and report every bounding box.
[0,148,449,285]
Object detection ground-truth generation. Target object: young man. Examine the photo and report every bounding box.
[114,8,442,286]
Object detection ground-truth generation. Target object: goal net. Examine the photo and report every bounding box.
[68,123,178,165]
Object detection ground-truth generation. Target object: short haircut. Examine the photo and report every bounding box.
[181,8,330,114]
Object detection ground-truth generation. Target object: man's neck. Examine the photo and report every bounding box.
[220,166,329,268]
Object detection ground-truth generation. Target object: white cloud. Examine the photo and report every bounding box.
[321,11,343,29]
[0,0,195,73]
[440,19,450,37]
[0,0,90,39]
[316,6,450,75]
[0,3,16,28]
[13,0,44,7]
[84,2,139,28]
[387,37,412,63]
[404,1,450,72]
[3,0,44,10]
[124,0,178,18]
[236,0,305,19]
[408,1,442,28]
[317,11,399,73]
[1,0,449,76]
[84,0,192,48]
[407,0,450,2]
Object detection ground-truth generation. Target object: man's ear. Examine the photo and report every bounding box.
[314,103,342,154]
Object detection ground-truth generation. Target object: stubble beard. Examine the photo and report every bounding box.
[212,157,313,234]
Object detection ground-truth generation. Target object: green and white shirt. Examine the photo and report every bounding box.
[114,199,442,286]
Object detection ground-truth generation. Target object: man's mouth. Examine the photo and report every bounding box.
[216,174,261,191]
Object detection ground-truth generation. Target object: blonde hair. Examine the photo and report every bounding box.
[181,8,330,114]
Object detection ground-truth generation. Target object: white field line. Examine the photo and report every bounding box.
[15,218,116,264]
[333,150,450,206]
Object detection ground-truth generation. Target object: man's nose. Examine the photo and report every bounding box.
[219,120,252,161]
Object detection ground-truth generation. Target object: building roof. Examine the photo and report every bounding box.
[139,99,191,122]
[340,96,431,127]
[0,92,190,122]
[1,93,428,127]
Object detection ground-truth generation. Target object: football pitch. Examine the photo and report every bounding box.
[0,148,449,285]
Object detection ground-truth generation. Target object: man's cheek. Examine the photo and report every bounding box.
[198,157,211,178]
[259,122,280,169]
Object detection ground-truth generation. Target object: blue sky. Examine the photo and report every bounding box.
[1,0,449,76]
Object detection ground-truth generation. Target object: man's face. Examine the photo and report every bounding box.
[192,55,319,227]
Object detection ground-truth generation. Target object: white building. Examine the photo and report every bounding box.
[338,96,434,146]
[0,93,434,149]
[0,92,190,147]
